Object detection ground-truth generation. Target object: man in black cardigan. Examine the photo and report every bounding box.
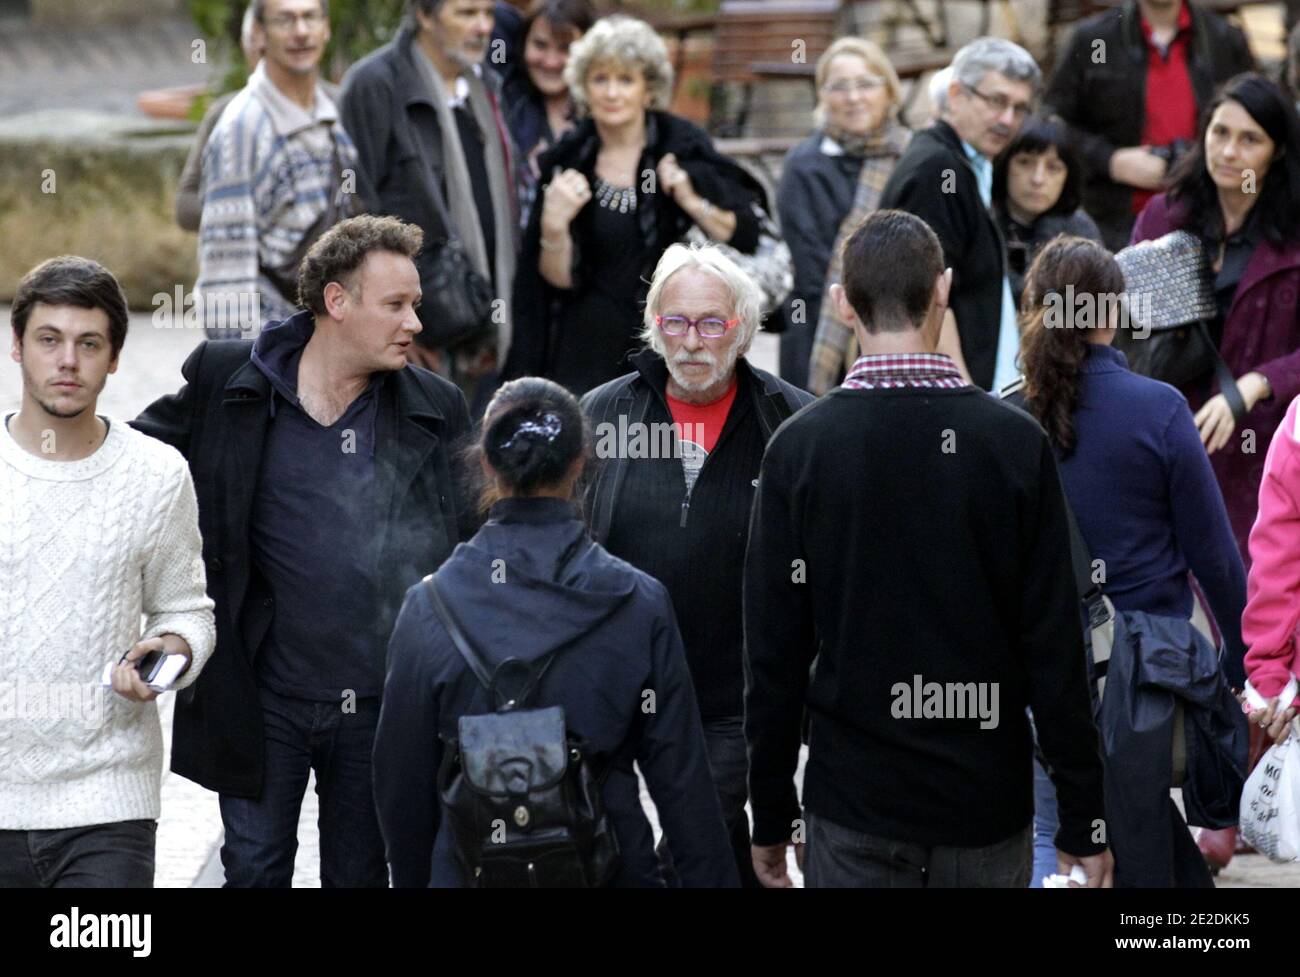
[878,37,1040,393]
[744,210,1111,888]
[1045,0,1255,251]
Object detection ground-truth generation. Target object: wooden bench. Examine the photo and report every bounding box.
[710,0,843,135]
[749,44,960,120]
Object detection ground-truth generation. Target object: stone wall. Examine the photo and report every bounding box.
[0,111,197,308]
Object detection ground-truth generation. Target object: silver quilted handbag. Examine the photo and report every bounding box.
[685,201,793,317]
[1112,230,1218,387]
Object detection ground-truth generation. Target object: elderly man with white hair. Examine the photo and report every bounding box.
[581,242,812,888]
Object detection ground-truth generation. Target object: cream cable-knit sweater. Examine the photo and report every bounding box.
[0,413,216,829]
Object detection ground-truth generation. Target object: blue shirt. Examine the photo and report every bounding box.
[962,139,1020,392]
[1055,344,1248,684]
[250,346,383,700]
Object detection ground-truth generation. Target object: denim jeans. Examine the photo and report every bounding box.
[803,813,1033,888]
[1032,756,1060,887]
[219,686,388,888]
[0,819,156,888]
[656,714,760,888]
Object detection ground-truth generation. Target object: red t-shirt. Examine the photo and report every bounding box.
[1134,0,1198,215]
[666,379,738,493]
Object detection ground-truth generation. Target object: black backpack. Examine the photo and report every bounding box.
[424,577,620,888]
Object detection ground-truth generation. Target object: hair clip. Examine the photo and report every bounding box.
[499,412,562,450]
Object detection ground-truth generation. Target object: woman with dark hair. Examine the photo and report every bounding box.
[992,115,1103,306]
[1013,236,1248,888]
[373,377,739,887]
[502,15,771,396]
[499,0,597,229]
[1131,74,1300,570]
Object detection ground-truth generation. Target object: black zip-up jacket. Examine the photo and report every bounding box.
[1044,0,1254,250]
[375,497,739,887]
[877,121,1008,391]
[580,352,813,718]
[130,314,476,797]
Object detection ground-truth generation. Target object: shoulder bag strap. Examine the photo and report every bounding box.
[1196,320,1249,426]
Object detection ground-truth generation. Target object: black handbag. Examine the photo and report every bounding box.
[414,178,496,351]
[416,237,496,350]
[424,577,620,888]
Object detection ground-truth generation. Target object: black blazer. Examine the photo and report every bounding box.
[878,120,1007,390]
[131,339,476,797]
[1044,0,1254,250]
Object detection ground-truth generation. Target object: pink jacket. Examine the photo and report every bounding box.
[1243,394,1300,703]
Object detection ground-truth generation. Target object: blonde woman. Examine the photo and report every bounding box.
[778,37,911,391]
[503,15,773,396]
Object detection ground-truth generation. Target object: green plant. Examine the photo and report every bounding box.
[187,0,408,95]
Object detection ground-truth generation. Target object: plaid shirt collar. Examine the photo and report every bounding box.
[841,352,968,390]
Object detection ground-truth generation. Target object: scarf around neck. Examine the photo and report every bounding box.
[412,44,518,357]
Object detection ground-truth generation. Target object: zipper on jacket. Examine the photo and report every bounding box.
[679,493,690,528]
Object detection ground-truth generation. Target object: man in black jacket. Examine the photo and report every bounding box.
[339,0,516,413]
[1045,0,1255,251]
[581,243,812,888]
[878,37,1039,393]
[744,209,1111,888]
[132,216,476,887]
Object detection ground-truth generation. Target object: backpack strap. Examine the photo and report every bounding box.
[424,575,495,690]
[423,575,583,711]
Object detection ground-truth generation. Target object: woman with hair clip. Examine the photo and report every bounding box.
[372,377,738,887]
[1011,236,1248,888]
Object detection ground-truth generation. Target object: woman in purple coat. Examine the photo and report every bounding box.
[1131,74,1300,570]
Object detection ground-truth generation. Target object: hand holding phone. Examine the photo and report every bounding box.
[101,637,191,701]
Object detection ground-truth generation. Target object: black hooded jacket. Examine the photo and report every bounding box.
[374,497,739,887]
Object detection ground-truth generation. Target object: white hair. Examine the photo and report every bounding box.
[641,243,763,357]
[928,65,952,116]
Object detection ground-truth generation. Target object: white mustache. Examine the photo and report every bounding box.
[673,354,715,367]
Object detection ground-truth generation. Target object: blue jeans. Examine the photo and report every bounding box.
[1032,756,1060,887]
[219,686,388,888]
[0,819,156,888]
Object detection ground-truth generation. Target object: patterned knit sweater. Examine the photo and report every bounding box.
[196,62,359,334]
[0,415,216,829]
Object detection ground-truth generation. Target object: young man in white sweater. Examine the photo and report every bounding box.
[0,256,216,888]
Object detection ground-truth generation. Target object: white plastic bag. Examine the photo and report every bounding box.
[1239,678,1300,862]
